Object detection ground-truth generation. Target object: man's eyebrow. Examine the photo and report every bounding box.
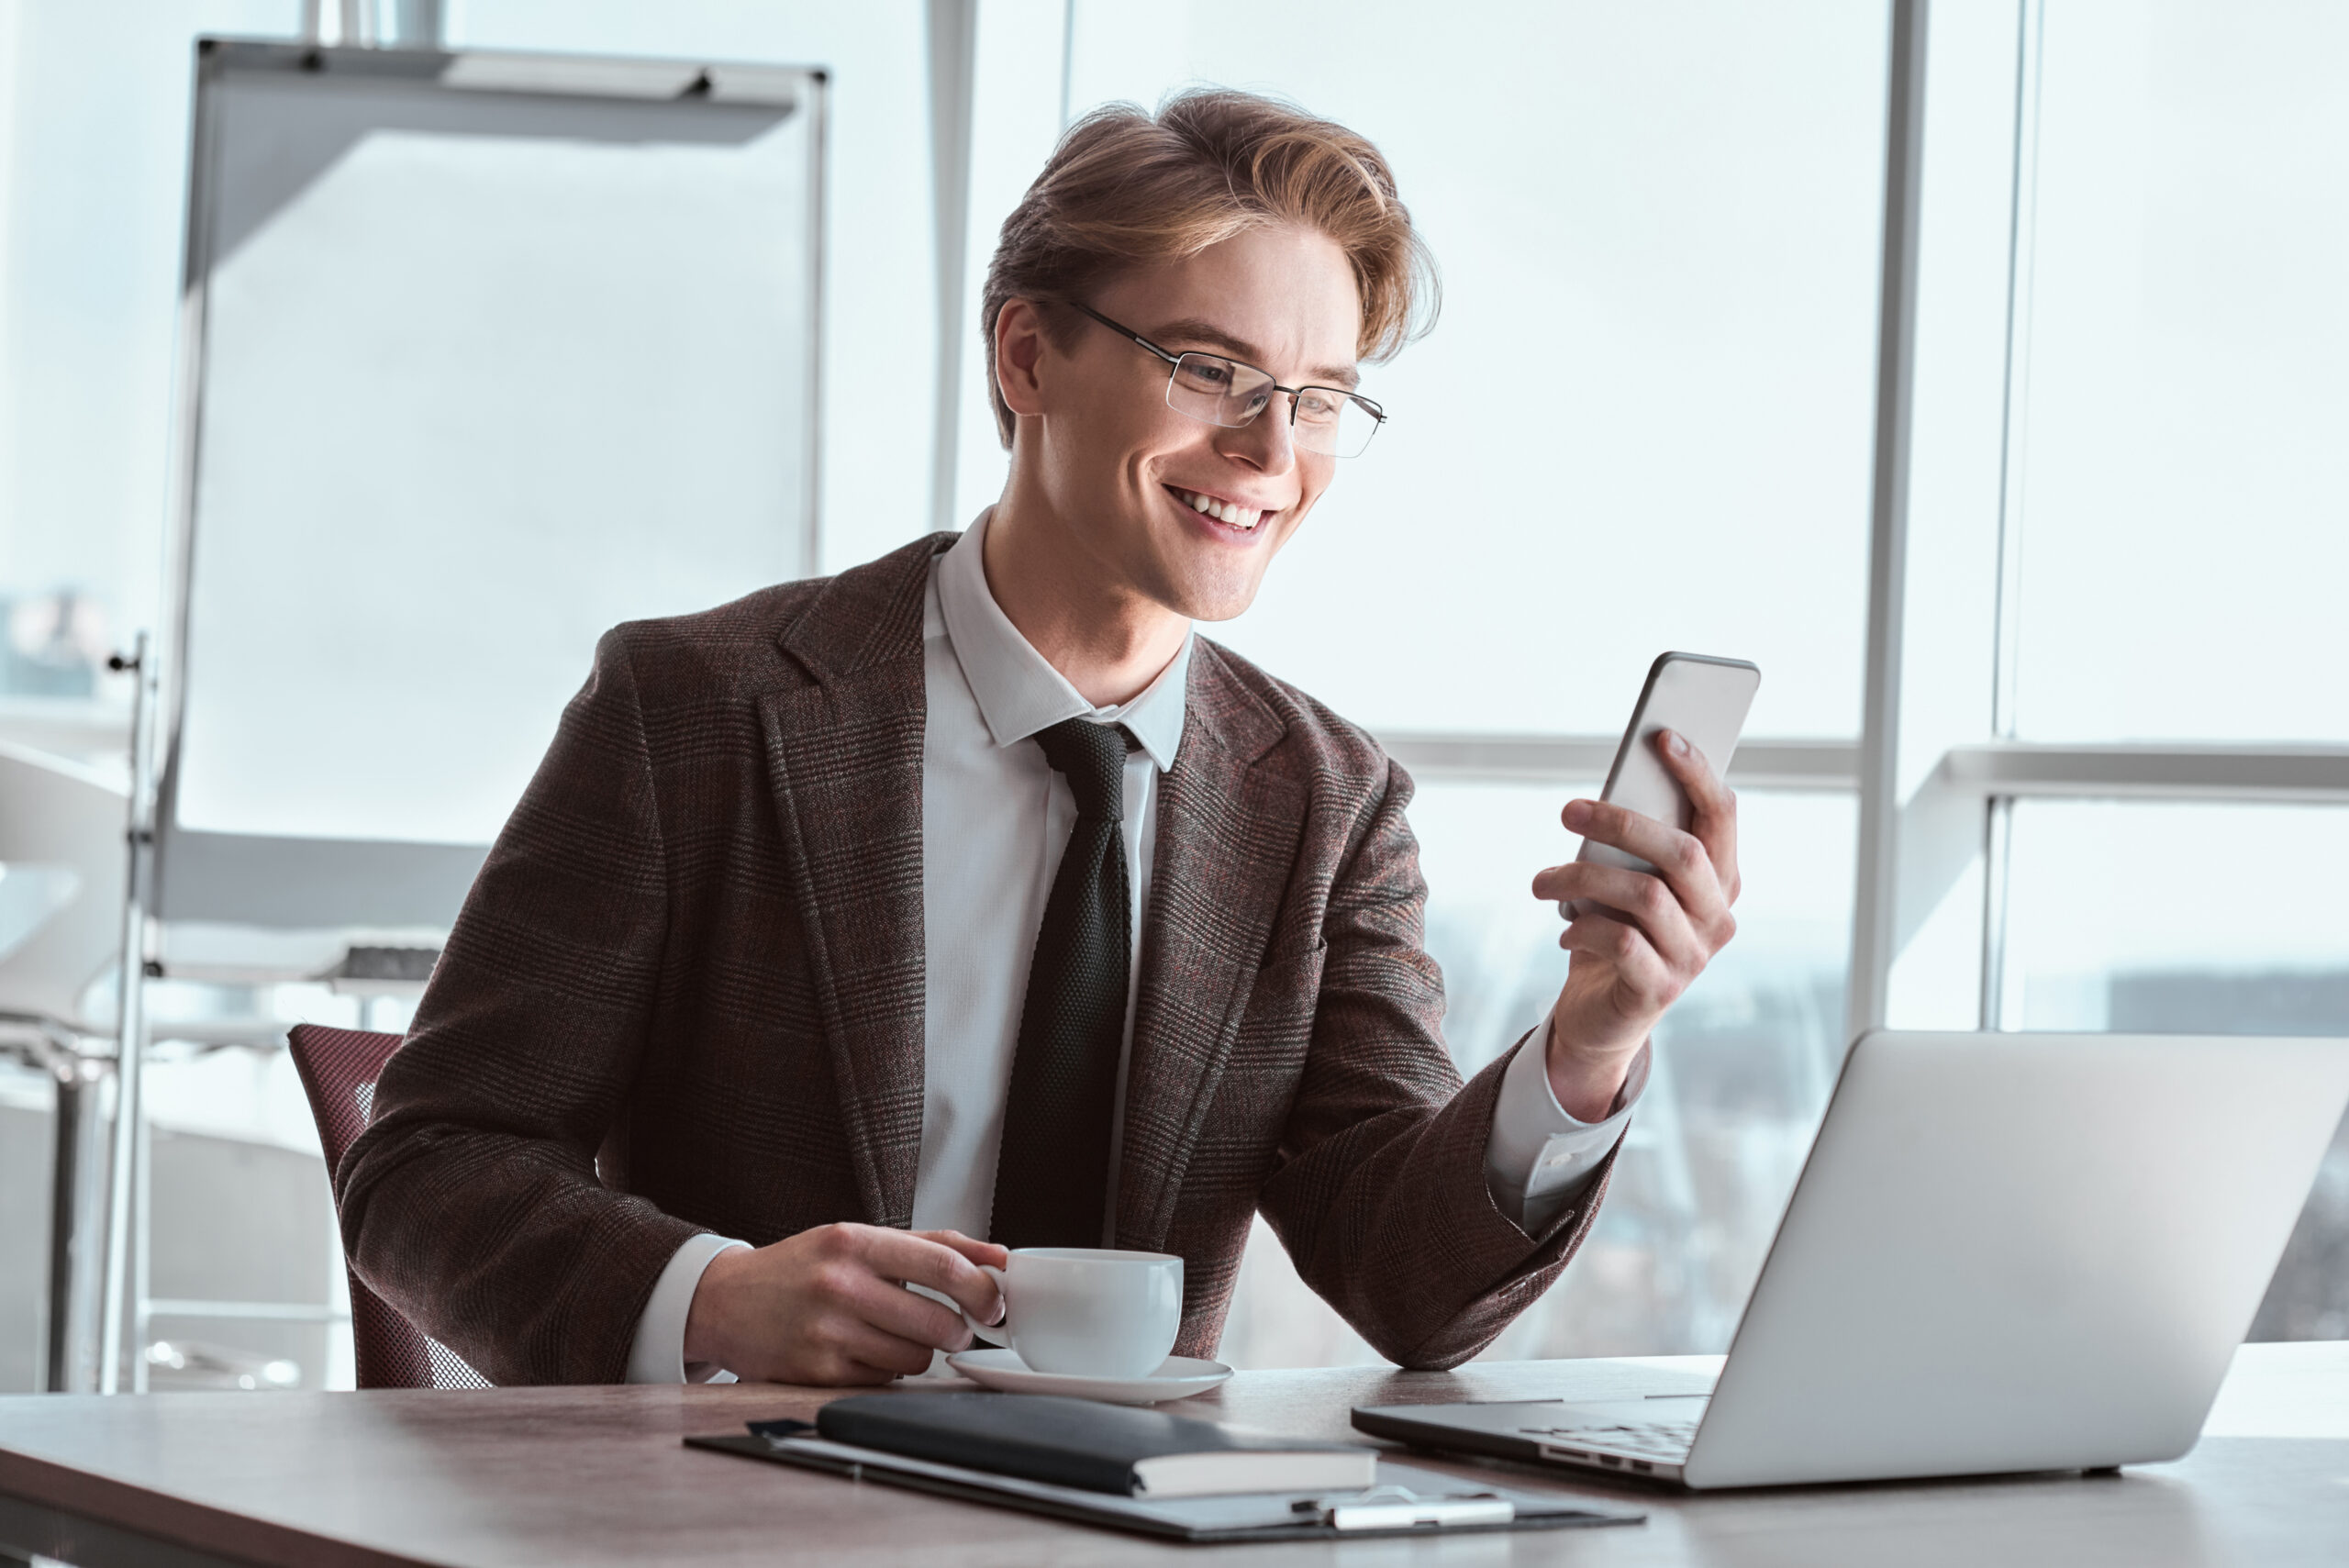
[1144,317,1362,390]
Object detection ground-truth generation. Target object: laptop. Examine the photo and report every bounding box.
[1354,1029,2349,1489]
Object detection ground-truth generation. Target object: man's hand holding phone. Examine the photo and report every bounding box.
[1530,729,1742,1122]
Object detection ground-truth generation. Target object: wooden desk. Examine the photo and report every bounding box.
[4,1343,2344,1566]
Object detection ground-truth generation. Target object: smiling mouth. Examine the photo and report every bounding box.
[1165,485,1276,533]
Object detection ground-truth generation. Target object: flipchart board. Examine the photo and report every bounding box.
[153,39,825,959]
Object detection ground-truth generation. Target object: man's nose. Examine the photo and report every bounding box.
[1217,398,1297,474]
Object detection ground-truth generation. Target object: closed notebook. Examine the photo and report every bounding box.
[814,1392,1376,1498]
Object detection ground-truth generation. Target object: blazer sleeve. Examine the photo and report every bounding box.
[1253,757,1620,1370]
[336,628,703,1385]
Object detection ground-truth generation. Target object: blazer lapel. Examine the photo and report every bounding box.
[1116,642,1306,1250]
[761,535,952,1229]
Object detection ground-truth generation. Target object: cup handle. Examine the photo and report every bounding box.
[962,1263,1010,1349]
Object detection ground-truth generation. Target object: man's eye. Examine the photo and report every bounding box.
[1187,361,1232,388]
[1296,391,1341,422]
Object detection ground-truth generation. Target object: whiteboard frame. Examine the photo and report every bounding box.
[149,38,828,939]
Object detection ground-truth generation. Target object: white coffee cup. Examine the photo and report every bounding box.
[963,1247,1183,1379]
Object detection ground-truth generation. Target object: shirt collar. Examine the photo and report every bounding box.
[935,509,1189,772]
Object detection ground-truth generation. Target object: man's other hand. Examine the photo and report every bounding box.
[1529,728,1742,1122]
[682,1224,1008,1385]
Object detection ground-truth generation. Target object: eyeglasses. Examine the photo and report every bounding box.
[1070,303,1386,460]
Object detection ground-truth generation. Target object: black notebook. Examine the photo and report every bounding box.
[811,1391,1373,1497]
[688,1411,1644,1544]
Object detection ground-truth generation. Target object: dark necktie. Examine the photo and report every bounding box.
[989,717,1134,1250]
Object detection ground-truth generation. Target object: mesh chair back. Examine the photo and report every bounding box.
[287,1023,491,1389]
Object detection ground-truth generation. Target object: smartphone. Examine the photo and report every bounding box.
[1563,651,1761,918]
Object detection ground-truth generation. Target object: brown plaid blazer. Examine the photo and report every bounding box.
[338,534,1618,1385]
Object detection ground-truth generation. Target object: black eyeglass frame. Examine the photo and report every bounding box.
[1068,302,1387,457]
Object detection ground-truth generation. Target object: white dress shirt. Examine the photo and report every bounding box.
[624,513,1644,1382]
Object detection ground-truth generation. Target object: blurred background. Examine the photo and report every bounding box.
[0,0,2342,1394]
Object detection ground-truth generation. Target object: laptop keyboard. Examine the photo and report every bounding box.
[1518,1418,1699,1462]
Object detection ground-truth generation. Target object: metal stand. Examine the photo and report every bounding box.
[97,633,158,1396]
[43,1039,108,1393]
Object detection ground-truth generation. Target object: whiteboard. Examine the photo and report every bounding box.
[155,42,824,929]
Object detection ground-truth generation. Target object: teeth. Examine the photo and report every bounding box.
[1178,489,1263,530]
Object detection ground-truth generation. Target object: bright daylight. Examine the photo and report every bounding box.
[0,2,2343,1563]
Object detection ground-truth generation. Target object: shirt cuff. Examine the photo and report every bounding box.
[1483,1018,1650,1234]
[625,1231,751,1385]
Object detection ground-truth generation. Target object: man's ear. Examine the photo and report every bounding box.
[995,297,1051,420]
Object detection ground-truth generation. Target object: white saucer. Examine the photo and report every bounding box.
[944,1348,1232,1405]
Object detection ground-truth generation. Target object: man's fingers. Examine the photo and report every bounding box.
[1653,728,1729,815]
[1560,915,1679,1008]
[1560,796,1730,929]
[860,1229,1003,1323]
[829,1320,941,1380]
[917,1229,1010,1272]
[910,1230,1009,1323]
[1654,729,1741,905]
[835,1269,977,1351]
[838,1265,985,1351]
[1532,863,1703,966]
[1562,795,1694,872]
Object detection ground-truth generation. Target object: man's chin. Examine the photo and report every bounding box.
[1121,541,1268,625]
[1156,574,1267,625]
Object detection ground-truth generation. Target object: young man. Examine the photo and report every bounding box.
[340,91,1740,1386]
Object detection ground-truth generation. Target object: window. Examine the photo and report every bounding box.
[2009,1,2349,745]
[1053,0,1887,740]
[0,1,292,728]
[1049,0,1888,1362]
[1998,802,2349,1033]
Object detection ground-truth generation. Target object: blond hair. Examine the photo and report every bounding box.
[980,88,1437,446]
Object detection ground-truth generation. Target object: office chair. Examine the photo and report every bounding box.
[286,1023,490,1389]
